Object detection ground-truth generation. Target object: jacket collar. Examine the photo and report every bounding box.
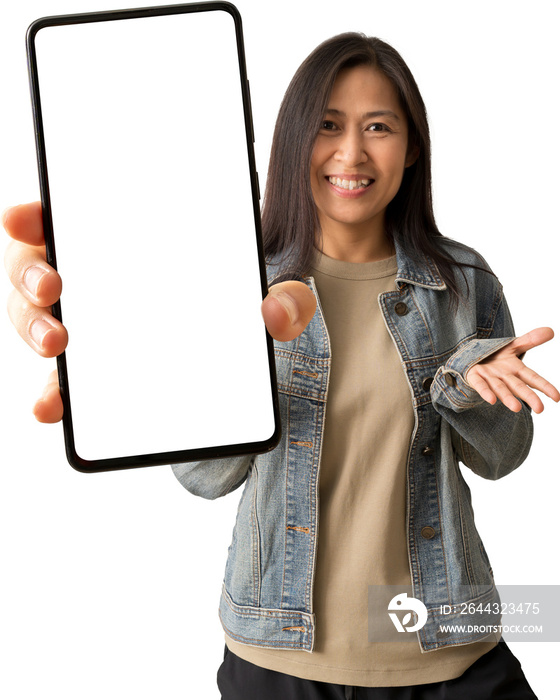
[393,239,447,291]
[267,241,447,292]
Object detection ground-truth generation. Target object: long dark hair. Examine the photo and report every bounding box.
[261,33,483,305]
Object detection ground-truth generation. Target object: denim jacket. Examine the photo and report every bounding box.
[172,238,533,653]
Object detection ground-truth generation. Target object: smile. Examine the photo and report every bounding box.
[327,176,373,190]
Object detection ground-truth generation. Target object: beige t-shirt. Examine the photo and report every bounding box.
[226,251,497,686]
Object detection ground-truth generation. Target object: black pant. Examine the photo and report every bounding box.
[217,640,538,699]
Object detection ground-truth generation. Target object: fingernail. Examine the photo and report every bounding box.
[30,319,56,349]
[271,291,298,325]
[24,266,47,299]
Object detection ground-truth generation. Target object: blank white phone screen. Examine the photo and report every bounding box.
[33,9,276,464]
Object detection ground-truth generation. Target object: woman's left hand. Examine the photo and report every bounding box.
[465,327,560,413]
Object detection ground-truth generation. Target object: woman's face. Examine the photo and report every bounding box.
[310,64,417,243]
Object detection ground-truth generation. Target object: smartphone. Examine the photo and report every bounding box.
[26,2,280,472]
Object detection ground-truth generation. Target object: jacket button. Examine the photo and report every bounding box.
[422,446,435,456]
[422,377,433,391]
[421,526,436,539]
[445,374,456,387]
[394,302,408,316]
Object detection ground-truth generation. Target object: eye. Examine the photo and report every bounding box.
[367,122,391,133]
[320,120,338,131]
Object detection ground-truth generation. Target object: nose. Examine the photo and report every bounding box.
[334,128,367,166]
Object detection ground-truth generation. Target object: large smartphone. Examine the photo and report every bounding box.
[26,2,280,472]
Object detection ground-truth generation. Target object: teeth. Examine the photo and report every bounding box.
[328,177,372,190]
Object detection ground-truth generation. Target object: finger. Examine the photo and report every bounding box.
[33,369,63,423]
[7,288,68,358]
[465,367,497,405]
[503,375,545,414]
[508,327,555,356]
[518,366,560,404]
[487,377,524,413]
[2,202,44,246]
[261,280,317,342]
[4,239,62,307]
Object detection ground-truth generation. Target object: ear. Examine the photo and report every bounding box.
[405,144,420,168]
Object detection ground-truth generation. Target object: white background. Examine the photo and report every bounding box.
[1,1,558,698]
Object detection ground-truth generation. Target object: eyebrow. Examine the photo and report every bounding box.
[325,108,401,121]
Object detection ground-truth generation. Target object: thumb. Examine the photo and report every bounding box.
[509,327,555,356]
[262,281,317,342]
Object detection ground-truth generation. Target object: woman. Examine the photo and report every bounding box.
[4,32,558,699]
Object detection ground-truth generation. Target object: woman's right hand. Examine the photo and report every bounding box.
[4,202,67,423]
[3,201,317,423]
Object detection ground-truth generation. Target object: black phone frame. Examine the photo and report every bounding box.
[26,2,281,473]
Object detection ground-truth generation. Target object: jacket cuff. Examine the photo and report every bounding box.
[432,337,515,412]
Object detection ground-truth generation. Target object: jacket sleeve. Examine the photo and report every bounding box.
[430,287,534,481]
[170,454,255,500]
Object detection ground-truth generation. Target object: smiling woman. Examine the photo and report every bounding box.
[205,32,556,698]
[3,24,558,700]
